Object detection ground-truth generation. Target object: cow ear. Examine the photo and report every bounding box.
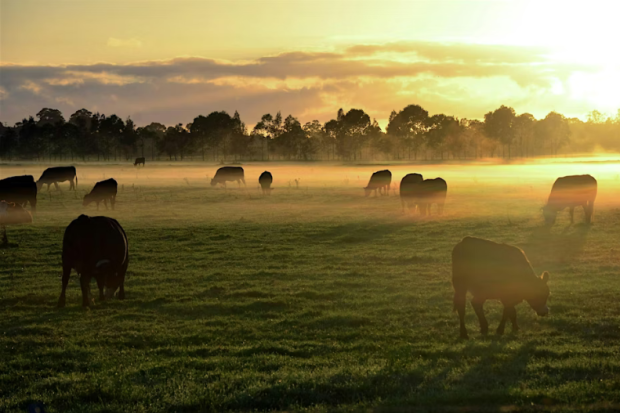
[541,271,550,283]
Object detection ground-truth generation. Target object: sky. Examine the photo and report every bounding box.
[1,0,619,128]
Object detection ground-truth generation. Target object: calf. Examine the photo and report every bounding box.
[543,174,597,225]
[259,171,273,196]
[452,236,550,338]
[58,215,129,307]
[418,178,447,215]
[399,173,423,212]
[37,166,77,191]
[83,178,118,210]
[134,157,145,166]
[211,166,246,187]
[0,175,37,212]
[364,170,392,197]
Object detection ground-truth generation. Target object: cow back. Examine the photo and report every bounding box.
[63,215,128,274]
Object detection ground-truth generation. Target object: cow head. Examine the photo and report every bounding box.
[364,187,371,197]
[94,259,123,299]
[542,205,557,225]
[0,201,8,217]
[82,193,93,207]
[527,271,550,316]
[36,180,43,191]
[210,178,218,187]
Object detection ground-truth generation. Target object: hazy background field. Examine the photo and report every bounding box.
[2,158,620,412]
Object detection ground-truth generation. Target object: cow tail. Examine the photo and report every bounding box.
[75,175,78,189]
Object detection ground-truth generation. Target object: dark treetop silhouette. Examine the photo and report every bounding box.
[3,105,617,162]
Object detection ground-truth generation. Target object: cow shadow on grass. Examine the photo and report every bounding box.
[521,223,590,269]
[163,340,538,412]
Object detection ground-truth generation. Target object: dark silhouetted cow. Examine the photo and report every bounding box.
[259,171,273,196]
[399,173,423,212]
[58,215,129,307]
[83,179,118,210]
[417,178,447,215]
[452,236,550,339]
[364,170,392,197]
[543,174,597,226]
[0,175,37,212]
[134,157,145,166]
[211,166,246,187]
[0,201,33,245]
[37,166,77,191]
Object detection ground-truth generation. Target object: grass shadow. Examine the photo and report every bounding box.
[521,223,590,268]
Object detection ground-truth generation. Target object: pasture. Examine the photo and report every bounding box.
[2,159,620,412]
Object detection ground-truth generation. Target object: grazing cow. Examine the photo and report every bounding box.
[211,166,246,187]
[83,179,118,210]
[0,175,37,212]
[0,201,33,245]
[259,171,273,196]
[364,170,392,197]
[417,178,447,215]
[58,215,129,307]
[399,173,424,212]
[452,236,550,339]
[36,166,77,191]
[543,174,597,226]
[134,157,145,166]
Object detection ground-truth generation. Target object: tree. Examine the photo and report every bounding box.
[535,112,571,155]
[252,112,283,160]
[0,127,18,160]
[513,113,536,157]
[386,104,429,159]
[324,108,373,160]
[98,115,125,160]
[36,108,65,126]
[484,105,516,158]
[426,114,461,159]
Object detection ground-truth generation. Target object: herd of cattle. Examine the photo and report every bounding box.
[0,162,600,337]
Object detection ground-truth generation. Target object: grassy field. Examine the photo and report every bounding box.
[2,159,620,412]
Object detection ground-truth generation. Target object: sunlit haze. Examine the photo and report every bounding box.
[1,0,619,127]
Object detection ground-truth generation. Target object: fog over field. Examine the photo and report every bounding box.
[4,157,620,224]
[2,158,620,411]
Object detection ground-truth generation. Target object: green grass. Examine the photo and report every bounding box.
[2,161,620,412]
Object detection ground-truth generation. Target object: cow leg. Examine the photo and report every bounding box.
[569,206,574,224]
[1,225,7,246]
[585,202,593,224]
[96,276,105,302]
[111,196,116,210]
[54,182,61,192]
[496,306,509,335]
[80,274,93,307]
[103,199,108,210]
[454,290,468,339]
[439,201,445,215]
[471,297,488,335]
[96,201,100,211]
[508,306,519,332]
[57,263,71,307]
[118,262,128,300]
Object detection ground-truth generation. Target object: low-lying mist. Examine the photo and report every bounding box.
[2,156,620,227]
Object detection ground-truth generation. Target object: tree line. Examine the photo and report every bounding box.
[1,105,619,162]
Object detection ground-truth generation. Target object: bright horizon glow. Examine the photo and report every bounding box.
[1,0,618,127]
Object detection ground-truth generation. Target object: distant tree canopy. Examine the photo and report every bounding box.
[1,105,618,161]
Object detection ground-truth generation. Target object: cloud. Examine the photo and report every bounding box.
[107,37,142,48]
[0,42,609,127]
